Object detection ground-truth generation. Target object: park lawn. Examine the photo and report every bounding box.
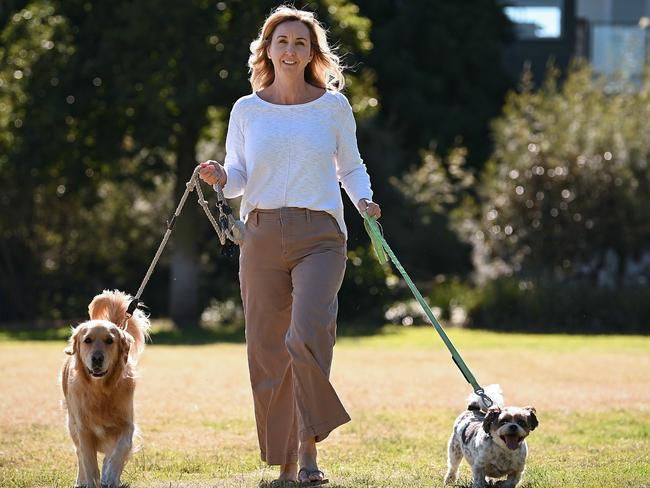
[1,325,649,487]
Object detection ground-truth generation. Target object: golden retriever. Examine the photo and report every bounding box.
[61,290,150,488]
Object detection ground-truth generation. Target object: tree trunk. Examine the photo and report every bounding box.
[169,127,201,329]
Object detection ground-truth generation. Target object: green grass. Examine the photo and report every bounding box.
[1,326,649,487]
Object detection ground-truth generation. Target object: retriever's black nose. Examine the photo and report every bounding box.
[91,351,104,366]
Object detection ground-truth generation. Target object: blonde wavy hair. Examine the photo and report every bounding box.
[248,6,345,92]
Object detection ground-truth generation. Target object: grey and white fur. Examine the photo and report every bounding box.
[444,385,538,488]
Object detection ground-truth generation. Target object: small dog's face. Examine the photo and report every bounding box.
[65,320,133,378]
[483,406,538,450]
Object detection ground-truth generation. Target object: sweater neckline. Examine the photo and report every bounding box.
[253,90,329,108]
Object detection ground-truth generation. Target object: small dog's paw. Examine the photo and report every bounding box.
[443,473,457,485]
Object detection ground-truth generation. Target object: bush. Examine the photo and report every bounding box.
[338,245,399,326]
[388,61,650,333]
[382,274,650,334]
[468,277,650,333]
[456,62,650,285]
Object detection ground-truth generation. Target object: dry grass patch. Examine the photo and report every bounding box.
[1,326,649,487]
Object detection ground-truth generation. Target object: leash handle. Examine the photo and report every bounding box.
[363,217,388,265]
[132,165,241,307]
[362,212,492,403]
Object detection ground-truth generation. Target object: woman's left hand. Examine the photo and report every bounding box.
[357,198,381,219]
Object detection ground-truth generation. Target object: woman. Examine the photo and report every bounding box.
[199,6,381,485]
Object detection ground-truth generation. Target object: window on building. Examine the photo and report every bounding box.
[591,23,650,85]
[502,0,564,39]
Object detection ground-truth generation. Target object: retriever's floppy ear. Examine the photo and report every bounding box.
[64,325,83,356]
[119,329,135,364]
[524,406,538,431]
[483,406,501,434]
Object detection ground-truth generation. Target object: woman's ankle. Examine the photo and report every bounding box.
[278,462,297,481]
[298,437,318,469]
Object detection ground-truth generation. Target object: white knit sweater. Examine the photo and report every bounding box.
[217,90,373,237]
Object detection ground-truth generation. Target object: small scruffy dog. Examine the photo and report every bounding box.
[444,385,538,488]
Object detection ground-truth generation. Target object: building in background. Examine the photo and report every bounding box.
[501,0,650,84]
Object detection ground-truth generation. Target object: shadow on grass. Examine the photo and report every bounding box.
[257,479,534,488]
[0,324,247,345]
[258,482,350,488]
[0,319,387,344]
[151,325,246,345]
[448,481,535,488]
[0,326,72,342]
[149,320,389,345]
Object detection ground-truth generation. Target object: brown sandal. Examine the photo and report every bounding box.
[298,468,329,486]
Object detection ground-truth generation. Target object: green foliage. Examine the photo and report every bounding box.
[338,245,398,323]
[0,1,516,326]
[393,146,475,214]
[346,0,512,285]
[0,0,374,322]
[468,277,650,333]
[0,175,177,321]
[458,62,650,284]
[428,276,480,323]
[398,61,650,332]
[355,0,512,169]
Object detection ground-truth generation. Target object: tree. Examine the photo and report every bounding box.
[456,63,650,285]
[346,0,512,282]
[355,0,512,170]
[0,0,373,325]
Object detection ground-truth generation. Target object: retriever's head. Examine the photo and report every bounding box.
[65,320,134,379]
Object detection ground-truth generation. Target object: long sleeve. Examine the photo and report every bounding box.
[218,106,247,199]
[215,91,373,237]
[334,95,373,206]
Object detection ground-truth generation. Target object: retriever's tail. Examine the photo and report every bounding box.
[466,384,504,412]
[88,289,150,362]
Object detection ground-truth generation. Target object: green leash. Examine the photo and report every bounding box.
[363,213,494,408]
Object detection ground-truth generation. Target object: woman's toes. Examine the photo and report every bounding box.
[309,471,324,482]
[298,468,326,484]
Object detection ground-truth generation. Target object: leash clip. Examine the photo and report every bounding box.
[126,298,143,317]
[122,298,145,326]
[475,388,494,409]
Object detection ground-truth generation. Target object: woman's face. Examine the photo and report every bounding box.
[267,21,313,77]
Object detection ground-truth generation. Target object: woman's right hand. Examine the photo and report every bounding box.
[199,160,227,187]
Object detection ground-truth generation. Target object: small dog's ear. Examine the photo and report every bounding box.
[524,406,538,430]
[119,329,134,364]
[483,406,501,433]
[64,326,82,355]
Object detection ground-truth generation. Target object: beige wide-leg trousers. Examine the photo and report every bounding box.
[239,207,351,465]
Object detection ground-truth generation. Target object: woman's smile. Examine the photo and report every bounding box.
[268,21,312,73]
